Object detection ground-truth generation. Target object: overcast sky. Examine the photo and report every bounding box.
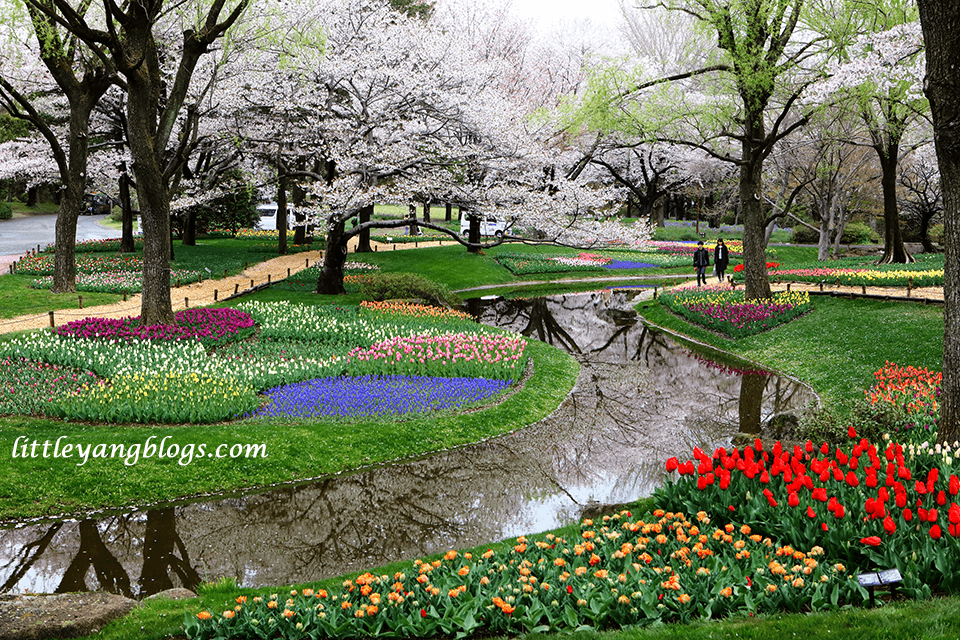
[510,0,625,33]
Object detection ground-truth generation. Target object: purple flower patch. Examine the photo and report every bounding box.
[54,308,255,346]
[250,374,511,419]
[604,261,657,269]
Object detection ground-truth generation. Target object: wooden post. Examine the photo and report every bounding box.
[787,282,791,292]
[267,274,271,284]
[250,279,254,289]
[214,289,218,301]
[234,283,239,295]
[185,297,189,308]
[861,285,866,295]
[123,293,127,301]
[78,296,82,308]
[48,311,54,328]
[819,282,824,292]
[287,268,291,277]
[306,258,309,268]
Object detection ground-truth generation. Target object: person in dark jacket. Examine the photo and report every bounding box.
[714,238,730,282]
[693,241,710,286]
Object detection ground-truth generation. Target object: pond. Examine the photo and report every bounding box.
[0,290,816,598]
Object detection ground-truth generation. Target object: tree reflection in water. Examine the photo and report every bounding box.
[0,290,817,596]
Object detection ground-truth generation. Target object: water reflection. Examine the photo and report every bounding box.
[0,291,817,596]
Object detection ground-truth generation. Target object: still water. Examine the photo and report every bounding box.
[0,290,816,598]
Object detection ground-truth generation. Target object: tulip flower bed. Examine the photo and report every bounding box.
[0,356,99,416]
[0,301,523,423]
[42,237,145,253]
[495,252,612,274]
[53,308,256,348]
[344,333,527,380]
[730,255,946,288]
[647,240,743,256]
[22,252,203,293]
[55,371,260,424]
[186,510,862,640]
[766,267,944,288]
[655,428,960,601]
[249,374,511,419]
[658,285,811,338]
[863,362,941,443]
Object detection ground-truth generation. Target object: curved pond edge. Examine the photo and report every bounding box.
[634,304,823,415]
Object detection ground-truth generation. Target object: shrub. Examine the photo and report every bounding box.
[0,202,11,221]
[929,223,944,245]
[790,225,819,244]
[840,221,880,245]
[358,273,461,308]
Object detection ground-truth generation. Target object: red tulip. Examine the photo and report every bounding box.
[951,475,960,496]
[665,457,680,472]
[904,508,913,522]
[812,487,827,502]
[788,492,800,508]
[821,522,829,532]
[845,471,859,487]
[848,426,857,439]
[950,503,960,525]
[860,536,881,546]
[567,585,573,594]
[929,508,939,523]
[938,491,947,506]
[930,525,942,540]
[883,516,896,536]
[807,506,816,519]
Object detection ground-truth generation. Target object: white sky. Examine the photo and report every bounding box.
[510,0,625,33]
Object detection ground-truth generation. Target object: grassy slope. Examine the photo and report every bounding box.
[637,296,944,410]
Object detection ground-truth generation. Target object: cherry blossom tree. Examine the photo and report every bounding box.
[0,0,118,292]
[227,0,650,295]
[807,3,926,264]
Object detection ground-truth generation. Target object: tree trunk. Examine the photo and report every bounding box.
[877,146,913,264]
[740,115,772,300]
[119,166,135,253]
[51,189,80,293]
[355,205,373,253]
[466,209,480,253]
[182,210,197,246]
[917,0,960,444]
[277,174,288,256]
[422,200,431,222]
[408,204,419,235]
[445,203,452,222]
[316,220,348,294]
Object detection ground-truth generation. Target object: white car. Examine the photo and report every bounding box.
[460,215,506,237]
